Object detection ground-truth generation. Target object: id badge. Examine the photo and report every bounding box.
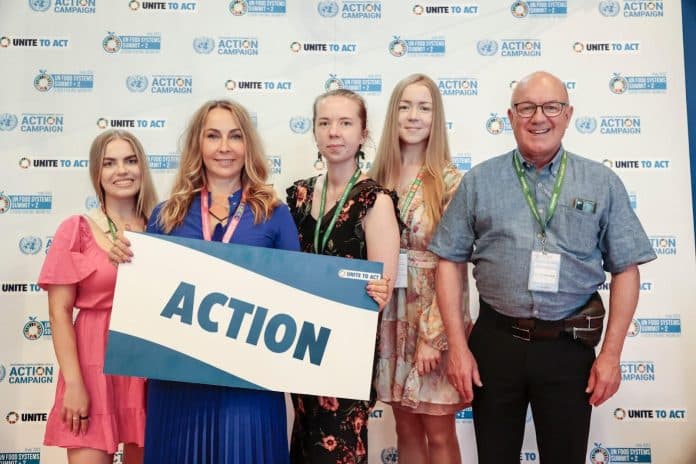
[528,250,560,292]
[395,250,408,288]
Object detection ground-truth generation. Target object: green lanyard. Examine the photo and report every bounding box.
[399,165,426,222]
[512,150,567,249]
[106,216,118,241]
[313,167,362,254]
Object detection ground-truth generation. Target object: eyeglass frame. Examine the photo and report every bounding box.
[512,101,569,118]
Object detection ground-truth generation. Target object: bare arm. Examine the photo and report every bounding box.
[436,258,481,402]
[47,284,90,435]
[363,192,400,309]
[586,264,640,406]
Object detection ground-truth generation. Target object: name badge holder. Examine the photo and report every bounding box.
[512,151,567,293]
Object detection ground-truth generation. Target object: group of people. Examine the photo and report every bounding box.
[38,70,655,464]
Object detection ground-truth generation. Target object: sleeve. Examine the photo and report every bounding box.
[442,165,463,212]
[357,183,406,234]
[285,178,310,226]
[428,171,475,262]
[418,166,470,350]
[37,215,97,289]
[599,171,657,272]
[272,203,301,251]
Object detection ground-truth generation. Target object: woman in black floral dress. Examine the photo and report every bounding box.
[286,89,401,464]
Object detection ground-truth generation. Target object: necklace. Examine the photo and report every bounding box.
[208,210,229,223]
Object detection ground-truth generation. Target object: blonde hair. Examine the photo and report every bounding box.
[370,74,451,232]
[158,99,279,233]
[88,129,158,219]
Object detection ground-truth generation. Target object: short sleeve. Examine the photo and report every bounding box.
[428,173,475,262]
[599,171,657,272]
[285,178,313,225]
[442,164,463,211]
[38,215,97,288]
[355,182,400,221]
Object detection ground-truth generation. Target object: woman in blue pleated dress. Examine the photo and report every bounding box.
[110,99,299,464]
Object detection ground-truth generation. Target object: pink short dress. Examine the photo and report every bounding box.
[39,215,146,454]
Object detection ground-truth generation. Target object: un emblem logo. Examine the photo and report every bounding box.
[19,236,42,254]
[6,412,19,424]
[103,32,122,53]
[609,74,628,94]
[28,0,51,12]
[34,70,54,92]
[511,1,529,18]
[380,447,398,464]
[85,195,100,210]
[229,0,248,16]
[289,117,311,134]
[0,36,10,48]
[476,40,498,56]
[575,116,597,134]
[0,365,5,383]
[126,75,149,93]
[193,37,215,54]
[19,156,31,169]
[599,0,620,16]
[0,113,18,131]
[317,0,339,17]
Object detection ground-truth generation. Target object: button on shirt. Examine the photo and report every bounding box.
[428,148,656,320]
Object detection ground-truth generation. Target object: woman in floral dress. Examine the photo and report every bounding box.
[372,74,472,464]
[286,89,401,463]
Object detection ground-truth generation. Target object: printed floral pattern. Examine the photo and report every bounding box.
[375,164,472,414]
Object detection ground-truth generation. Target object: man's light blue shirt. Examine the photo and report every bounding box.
[429,148,656,320]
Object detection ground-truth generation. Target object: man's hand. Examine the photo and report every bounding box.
[447,344,482,403]
[586,352,621,406]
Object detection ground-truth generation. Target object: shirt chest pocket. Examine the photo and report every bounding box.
[552,204,600,258]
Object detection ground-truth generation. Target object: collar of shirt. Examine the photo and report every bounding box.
[514,146,564,177]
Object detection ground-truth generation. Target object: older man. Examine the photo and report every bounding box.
[429,71,656,463]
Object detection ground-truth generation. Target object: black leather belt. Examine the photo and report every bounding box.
[479,298,603,343]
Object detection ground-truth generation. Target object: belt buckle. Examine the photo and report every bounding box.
[571,326,599,339]
[584,314,603,329]
[511,325,531,342]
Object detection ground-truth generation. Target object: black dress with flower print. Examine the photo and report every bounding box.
[286,176,399,464]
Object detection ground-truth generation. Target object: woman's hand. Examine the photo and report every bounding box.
[415,340,441,375]
[366,277,391,310]
[108,230,133,266]
[61,381,90,435]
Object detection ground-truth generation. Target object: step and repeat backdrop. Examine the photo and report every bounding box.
[1,1,694,463]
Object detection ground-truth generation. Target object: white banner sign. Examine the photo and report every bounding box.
[105,232,381,401]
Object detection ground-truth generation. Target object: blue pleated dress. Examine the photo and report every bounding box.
[143,191,300,464]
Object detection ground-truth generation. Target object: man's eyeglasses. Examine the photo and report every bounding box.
[513,101,568,118]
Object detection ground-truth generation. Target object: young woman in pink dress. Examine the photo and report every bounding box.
[372,74,472,464]
[38,130,158,464]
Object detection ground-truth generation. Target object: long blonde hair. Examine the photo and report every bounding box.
[158,99,279,233]
[370,74,451,231]
[88,129,158,219]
